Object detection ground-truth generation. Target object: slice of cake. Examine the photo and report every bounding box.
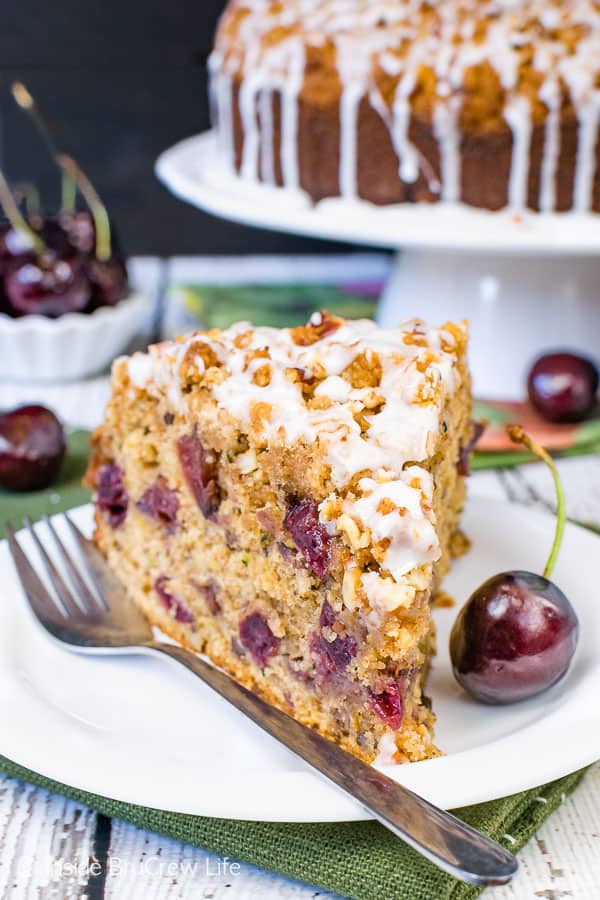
[85,312,472,764]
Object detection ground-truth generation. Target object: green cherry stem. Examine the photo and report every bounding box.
[61,172,77,213]
[11,81,112,261]
[13,181,41,217]
[56,154,111,261]
[507,424,566,580]
[0,169,45,254]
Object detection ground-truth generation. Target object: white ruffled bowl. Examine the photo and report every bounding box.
[0,292,150,382]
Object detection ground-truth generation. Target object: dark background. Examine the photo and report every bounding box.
[1,0,352,256]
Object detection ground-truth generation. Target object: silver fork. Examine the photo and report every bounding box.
[6,513,518,887]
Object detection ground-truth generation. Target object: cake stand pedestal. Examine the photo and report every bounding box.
[157,132,600,399]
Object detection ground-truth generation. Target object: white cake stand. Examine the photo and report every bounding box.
[157,131,600,399]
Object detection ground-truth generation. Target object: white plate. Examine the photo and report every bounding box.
[1,498,598,822]
[156,132,600,255]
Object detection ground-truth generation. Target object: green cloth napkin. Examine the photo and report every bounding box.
[0,755,586,900]
[0,430,590,900]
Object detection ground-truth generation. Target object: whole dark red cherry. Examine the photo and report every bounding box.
[59,212,128,309]
[527,352,599,423]
[59,210,96,254]
[5,250,90,317]
[450,571,578,704]
[450,425,578,704]
[87,255,129,309]
[0,221,32,263]
[0,217,70,264]
[0,404,66,492]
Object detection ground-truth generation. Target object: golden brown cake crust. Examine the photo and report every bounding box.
[211,1,600,212]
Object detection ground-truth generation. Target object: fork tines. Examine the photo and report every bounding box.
[6,514,103,623]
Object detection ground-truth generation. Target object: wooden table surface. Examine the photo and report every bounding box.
[1,256,598,900]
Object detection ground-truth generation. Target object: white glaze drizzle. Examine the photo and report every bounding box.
[504,96,533,211]
[573,92,600,211]
[433,98,461,203]
[210,60,235,169]
[539,76,561,213]
[259,89,276,184]
[211,0,600,213]
[239,70,262,180]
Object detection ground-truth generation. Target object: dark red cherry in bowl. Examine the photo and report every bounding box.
[0,216,70,266]
[450,425,578,704]
[5,251,90,317]
[0,404,66,492]
[87,255,129,309]
[449,571,578,704]
[59,209,96,254]
[0,221,33,263]
[527,352,599,423]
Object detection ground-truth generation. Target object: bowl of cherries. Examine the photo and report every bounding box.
[0,85,149,382]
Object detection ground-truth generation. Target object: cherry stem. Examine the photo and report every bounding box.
[57,154,111,261]
[0,169,45,254]
[61,172,77,213]
[11,81,112,261]
[507,425,566,580]
[14,181,41,217]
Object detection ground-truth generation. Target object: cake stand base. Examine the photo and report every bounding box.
[378,251,600,400]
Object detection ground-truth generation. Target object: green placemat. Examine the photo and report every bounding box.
[0,431,590,899]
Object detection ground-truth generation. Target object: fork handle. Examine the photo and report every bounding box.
[147,641,517,887]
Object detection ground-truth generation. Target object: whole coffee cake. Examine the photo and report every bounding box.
[210,0,600,213]
[86,313,472,764]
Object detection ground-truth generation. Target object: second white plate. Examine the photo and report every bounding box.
[1,498,598,822]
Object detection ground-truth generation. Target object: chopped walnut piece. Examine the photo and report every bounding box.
[250,401,272,432]
[307,396,333,411]
[376,497,396,516]
[342,350,382,389]
[413,370,439,405]
[285,367,317,398]
[285,367,303,384]
[361,390,385,410]
[353,410,371,433]
[336,513,370,550]
[342,564,362,609]
[290,311,342,346]
[252,364,272,387]
[233,329,254,349]
[441,321,468,356]
[372,538,391,565]
[244,347,271,369]
[179,341,219,385]
[403,332,429,348]
[415,350,438,374]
